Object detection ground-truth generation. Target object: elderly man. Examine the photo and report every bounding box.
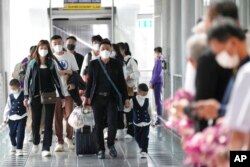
[184,33,207,95]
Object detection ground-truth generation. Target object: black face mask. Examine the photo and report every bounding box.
[67,44,76,51]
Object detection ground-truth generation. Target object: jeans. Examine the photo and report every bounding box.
[8,117,27,149]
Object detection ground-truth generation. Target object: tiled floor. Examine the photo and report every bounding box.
[0,126,186,167]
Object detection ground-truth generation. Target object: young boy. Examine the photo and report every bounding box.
[3,79,27,156]
[125,83,156,158]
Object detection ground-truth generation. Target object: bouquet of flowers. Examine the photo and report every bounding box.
[164,89,229,167]
[183,123,229,167]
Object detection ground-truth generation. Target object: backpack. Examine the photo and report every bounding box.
[12,62,27,81]
[124,57,138,66]
[83,52,92,74]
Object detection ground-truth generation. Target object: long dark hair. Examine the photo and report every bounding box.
[112,43,124,66]
[117,42,132,56]
[32,40,54,65]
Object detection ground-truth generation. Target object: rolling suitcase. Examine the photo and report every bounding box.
[75,126,98,155]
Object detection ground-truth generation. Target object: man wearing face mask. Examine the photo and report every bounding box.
[193,19,250,161]
[50,35,79,152]
[66,36,84,74]
[80,35,103,78]
[85,39,130,159]
[192,1,239,131]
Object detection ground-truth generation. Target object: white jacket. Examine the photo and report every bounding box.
[124,55,140,87]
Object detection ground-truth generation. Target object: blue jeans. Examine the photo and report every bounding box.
[8,117,27,149]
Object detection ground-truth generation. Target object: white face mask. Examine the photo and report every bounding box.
[215,50,240,69]
[53,45,63,53]
[137,95,146,101]
[110,51,116,58]
[93,43,100,51]
[39,49,48,57]
[100,50,111,59]
[11,89,19,94]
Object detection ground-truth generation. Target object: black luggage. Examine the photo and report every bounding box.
[75,126,98,155]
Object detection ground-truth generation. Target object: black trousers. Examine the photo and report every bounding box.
[31,96,55,151]
[8,117,27,149]
[134,125,150,153]
[125,95,135,136]
[125,111,134,136]
[92,95,117,151]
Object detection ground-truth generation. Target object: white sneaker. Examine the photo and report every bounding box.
[16,149,23,156]
[140,152,147,158]
[54,143,64,152]
[116,130,123,139]
[125,134,133,139]
[28,132,33,142]
[103,128,108,139]
[10,146,16,155]
[40,134,44,143]
[64,137,75,150]
[33,145,39,153]
[42,150,51,157]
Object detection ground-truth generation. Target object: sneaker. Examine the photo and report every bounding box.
[10,146,16,155]
[54,144,64,152]
[40,134,44,143]
[28,132,33,142]
[140,152,147,158]
[109,145,117,158]
[125,134,133,139]
[104,130,108,140]
[16,149,23,156]
[42,150,51,157]
[97,150,105,159]
[116,130,123,139]
[33,145,39,153]
[64,137,75,150]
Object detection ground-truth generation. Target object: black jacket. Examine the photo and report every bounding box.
[24,59,64,99]
[195,49,233,101]
[85,58,128,103]
[73,52,84,74]
[194,49,233,131]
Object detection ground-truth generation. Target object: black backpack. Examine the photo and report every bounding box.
[124,57,138,66]
[83,52,92,75]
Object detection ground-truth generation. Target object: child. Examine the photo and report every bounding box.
[125,83,156,158]
[3,79,27,156]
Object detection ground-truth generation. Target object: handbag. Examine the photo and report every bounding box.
[97,59,124,111]
[40,91,57,104]
[68,106,95,129]
[38,71,57,104]
[68,107,85,129]
[82,106,95,127]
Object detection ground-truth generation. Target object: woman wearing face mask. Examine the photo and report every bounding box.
[117,42,140,139]
[23,40,64,157]
[110,43,126,138]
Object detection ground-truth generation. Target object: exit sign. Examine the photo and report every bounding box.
[138,19,153,28]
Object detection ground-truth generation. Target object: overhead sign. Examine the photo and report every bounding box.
[64,0,101,10]
[138,19,153,28]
